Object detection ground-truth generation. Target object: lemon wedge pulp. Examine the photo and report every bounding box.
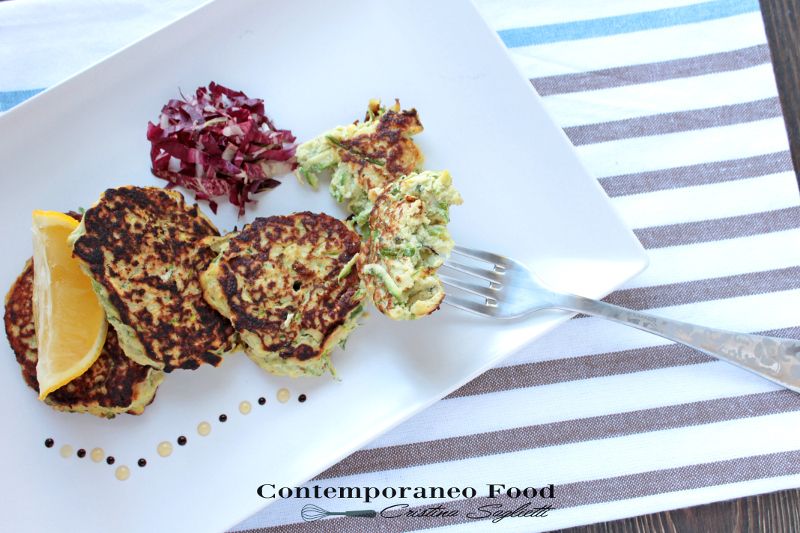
[32,210,107,399]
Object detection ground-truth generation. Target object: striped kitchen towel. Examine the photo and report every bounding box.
[230,0,800,531]
[2,0,798,532]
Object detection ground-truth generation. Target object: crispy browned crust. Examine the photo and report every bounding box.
[4,260,38,390]
[211,212,363,364]
[359,169,463,321]
[3,259,160,416]
[337,108,423,193]
[71,186,235,371]
[362,190,444,318]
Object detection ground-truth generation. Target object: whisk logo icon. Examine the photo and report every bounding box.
[301,504,378,522]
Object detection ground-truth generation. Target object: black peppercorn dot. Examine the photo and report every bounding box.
[106,456,115,465]
[44,438,54,448]
[298,394,307,403]
[258,397,266,405]
[77,449,86,458]
[138,458,147,467]
[219,414,227,422]
[177,436,187,446]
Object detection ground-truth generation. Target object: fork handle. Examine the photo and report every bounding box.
[554,293,800,392]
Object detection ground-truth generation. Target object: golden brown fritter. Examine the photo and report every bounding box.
[360,171,462,320]
[334,102,424,195]
[4,259,164,417]
[201,212,365,377]
[295,100,424,226]
[5,260,38,392]
[70,186,236,372]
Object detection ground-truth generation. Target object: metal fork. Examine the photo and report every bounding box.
[441,245,800,393]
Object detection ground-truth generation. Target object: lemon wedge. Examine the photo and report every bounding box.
[32,210,107,399]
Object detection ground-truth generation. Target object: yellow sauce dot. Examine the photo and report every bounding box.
[197,421,211,436]
[277,388,291,403]
[239,401,252,415]
[115,465,130,481]
[157,441,173,457]
[59,444,73,458]
[90,448,104,462]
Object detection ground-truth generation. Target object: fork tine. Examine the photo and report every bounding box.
[453,245,509,266]
[443,294,497,317]
[440,274,498,300]
[442,260,504,283]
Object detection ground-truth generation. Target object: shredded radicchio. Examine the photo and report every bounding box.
[147,82,296,216]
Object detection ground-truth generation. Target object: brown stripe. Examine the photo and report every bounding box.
[532,44,772,96]
[603,266,800,310]
[634,206,800,248]
[310,390,800,481]
[568,266,800,319]
[237,449,800,532]
[447,326,800,399]
[564,97,783,145]
[599,151,793,197]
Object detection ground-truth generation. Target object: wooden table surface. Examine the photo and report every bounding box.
[558,1,800,532]
[762,0,800,185]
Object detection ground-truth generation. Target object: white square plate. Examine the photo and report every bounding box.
[0,1,647,531]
